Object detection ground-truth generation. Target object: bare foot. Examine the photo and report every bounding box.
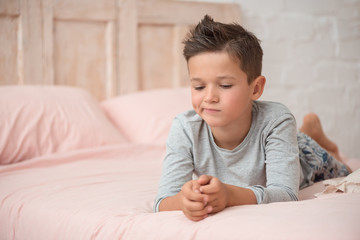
[300,113,352,173]
[299,113,340,160]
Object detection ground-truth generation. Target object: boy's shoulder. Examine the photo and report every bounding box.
[253,101,295,126]
[253,100,292,115]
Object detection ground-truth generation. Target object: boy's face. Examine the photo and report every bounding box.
[188,51,256,129]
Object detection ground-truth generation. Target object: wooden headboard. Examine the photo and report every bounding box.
[0,0,241,100]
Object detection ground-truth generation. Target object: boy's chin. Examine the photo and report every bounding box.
[203,119,225,128]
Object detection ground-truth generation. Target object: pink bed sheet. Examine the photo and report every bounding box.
[0,144,359,240]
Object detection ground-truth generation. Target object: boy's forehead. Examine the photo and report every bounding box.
[187,52,247,81]
[189,51,241,63]
[187,51,243,71]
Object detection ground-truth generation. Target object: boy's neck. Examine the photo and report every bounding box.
[210,110,253,150]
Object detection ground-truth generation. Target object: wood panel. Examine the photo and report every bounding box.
[0,0,122,99]
[0,0,241,100]
[0,0,43,85]
[52,0,118,100]
[53,0,116,20]
[53,21,115,100]
[0,15,18,84]
[0,0,19,84]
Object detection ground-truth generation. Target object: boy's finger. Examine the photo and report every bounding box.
[188,191,209,203]
[191,180,202,193]
[182,183,208,203]
[183,204,213,221]
[184,210,209,222]
[199,184,213,194]
[199,180,219,194]
[197,175,212,186]
[183,198,206,211]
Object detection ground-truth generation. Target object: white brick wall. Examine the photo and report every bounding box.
[191,0,360,158]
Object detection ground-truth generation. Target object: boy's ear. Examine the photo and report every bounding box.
[251,76,266,100]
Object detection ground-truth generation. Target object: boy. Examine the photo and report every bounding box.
[154,15,349,221]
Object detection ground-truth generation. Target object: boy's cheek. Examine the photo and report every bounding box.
[191,95,201,105]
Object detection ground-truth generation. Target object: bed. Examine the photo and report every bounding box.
[1,0,360,239]
[0,85,360,240]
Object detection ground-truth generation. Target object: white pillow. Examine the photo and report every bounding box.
[0,85,126,164]
[101,88,192,145]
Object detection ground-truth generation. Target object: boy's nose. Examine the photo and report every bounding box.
[204,88,219,103]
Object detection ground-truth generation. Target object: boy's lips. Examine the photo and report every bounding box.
[203,108,220,113]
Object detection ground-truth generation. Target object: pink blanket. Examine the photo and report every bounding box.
[1,144,359,240]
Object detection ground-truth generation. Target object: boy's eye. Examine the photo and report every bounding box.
[220,84,232,89]
[193,86,205,91]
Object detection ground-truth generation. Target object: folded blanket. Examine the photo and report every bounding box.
[315,168,360,196]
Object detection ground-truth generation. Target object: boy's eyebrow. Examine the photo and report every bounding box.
[190,78,202,82]
[190,75,236,82]
[217,75,236,80]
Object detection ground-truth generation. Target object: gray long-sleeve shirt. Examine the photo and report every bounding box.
[154,101,300,212]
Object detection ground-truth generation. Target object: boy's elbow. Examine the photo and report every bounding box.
[288,191,299,201]
[153,197,164,212]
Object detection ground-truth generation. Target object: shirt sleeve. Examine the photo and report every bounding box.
[153,117,194,212]
[250,113,300,204]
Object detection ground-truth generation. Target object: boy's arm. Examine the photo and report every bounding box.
[225,184,257,207]
[154,117,195,212]
[158,193,182,211]
[257,113,300,203]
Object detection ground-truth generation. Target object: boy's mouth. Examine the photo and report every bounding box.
[203,108,220,113]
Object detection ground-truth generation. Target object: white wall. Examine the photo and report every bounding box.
[189,0,360,158]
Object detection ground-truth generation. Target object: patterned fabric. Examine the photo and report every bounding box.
[297,132,349,189]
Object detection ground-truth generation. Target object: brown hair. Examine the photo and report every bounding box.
[183,15,263,84]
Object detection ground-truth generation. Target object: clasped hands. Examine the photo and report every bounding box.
[180,175,229,221]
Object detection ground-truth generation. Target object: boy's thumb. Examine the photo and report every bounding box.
[197,175,211,186]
